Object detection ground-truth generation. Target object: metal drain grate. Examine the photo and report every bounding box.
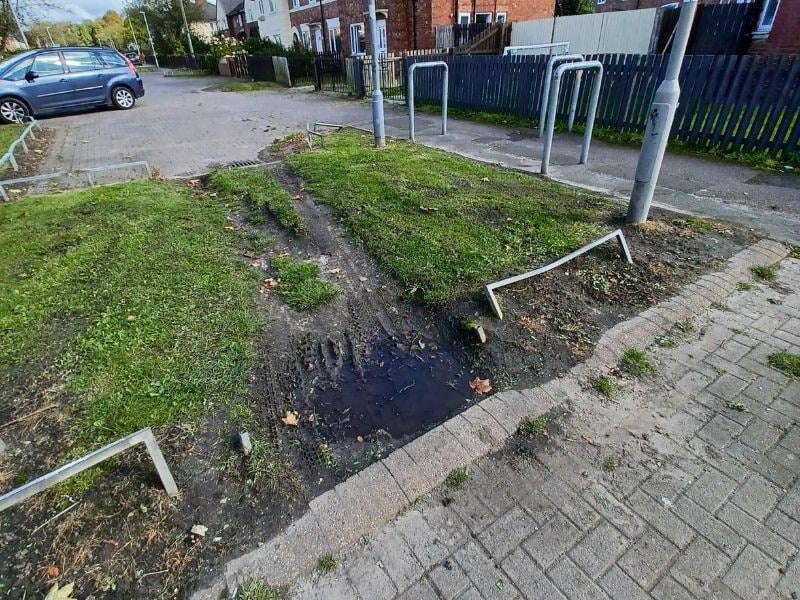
[226,160,263,169]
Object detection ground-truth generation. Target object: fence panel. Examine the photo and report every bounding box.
[509,18,554,48]
[287,56,315,86]
[689,2,761,55]
[315,56,350,93]
[400,53,800,158]
[246,55,276,81]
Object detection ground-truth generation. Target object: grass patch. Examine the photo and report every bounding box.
[246,436,302,496]
[217,80,279,92]
[284,131,614,303]
[768,351,800,378]
[238,581,282,600]
[271,255,339,310]
[319,554,338,573]
[751,264,778,281]
[520,416,548,437]
[594,375,616,398]
[737,281,753,291]
[789,245,800,259]
[209,167,305,233]
[602,456,618,472]
[0,123,24,155]
[621,348,658,377]
[445,467,471,488]
[688,217,715,232]
[0,180,261,447]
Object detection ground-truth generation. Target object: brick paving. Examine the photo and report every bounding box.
[280,252,800,600]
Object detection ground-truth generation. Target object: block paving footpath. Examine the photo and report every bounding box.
[192,239,799,599]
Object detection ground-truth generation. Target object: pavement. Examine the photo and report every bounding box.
[279,247,800,600]
[37,72,800,243]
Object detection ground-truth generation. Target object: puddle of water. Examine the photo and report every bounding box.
[309,335,474,439]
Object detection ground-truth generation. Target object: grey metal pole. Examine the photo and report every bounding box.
[9,0,28,47]
[441,66,448,135]
[567,71,581,132]
[580,66,603,164]
[538,53,583,138]
[626,0,697,224]
[46,27,55,46]
[140,11,160,70]
[177,0,196,59]
[368,0,385,148]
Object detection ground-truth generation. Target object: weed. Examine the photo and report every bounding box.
[239,581,282,600]
[602,456,618,472]
[209,167,305,233]
[725,400,748,412]
[594,375,616,398]
[674,320,695,334]
[751,264,778,281]
[688,218,714,232]
[319,555,338,573]
[231,403,256,428]
[768,298,783,305]
[656,335,678,348]
[285,131,613,304]
[621,348,658,377]
[318,443,340,470]
[242,230,275,253]
[246,437,303,498]
[520,416,548,437]
[271,255,339,310]
[768,351,800,378]
[737,281,753,291]
[446,467,471,489]
[789,246,800,259]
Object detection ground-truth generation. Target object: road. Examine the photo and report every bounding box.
[38,71,800,242]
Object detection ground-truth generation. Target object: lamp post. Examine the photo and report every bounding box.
[140,11,160,69]
[177,0,196,59]
[367,0,385,148]
[626,0,698,223]
[46,26,55,46]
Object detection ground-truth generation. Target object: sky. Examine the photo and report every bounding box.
[33,0,128,23]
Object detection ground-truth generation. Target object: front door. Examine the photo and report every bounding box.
[314,28,324,54]
[63,50,107,105]
[376,19,387,56]
[25,51,73,111]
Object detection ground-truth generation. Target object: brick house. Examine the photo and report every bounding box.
[749,0,799,54]
[288,0,554,55]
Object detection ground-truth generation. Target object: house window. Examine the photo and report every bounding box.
[458,12,470,24]
[329,27,341,52]
[475,12,492,24]
[495,12,507,22]
[274,34,282,45]
[756,0,780,34]
[350,22,365,55]
[268,0,275,11]
[292,0,300,8]
[258,0,265,14]
[301,29,311,48]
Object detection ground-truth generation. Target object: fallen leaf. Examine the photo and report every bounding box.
[45,565,60,578]
[469,377,492,395]
[419,205,439,212]
[250,260,261,268]
[44,583,76,600]
[281,411,300,426]
[356,435,364,443]
[481,177,490,182]
[188,179,200,186]
[260,278,278,294]
[278,251,290,258]
[190,524,208,537]
[328,268,342,275]
[127,315,136,322]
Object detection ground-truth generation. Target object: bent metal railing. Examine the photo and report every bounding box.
[0,117,42,172]
[407,61,448,142]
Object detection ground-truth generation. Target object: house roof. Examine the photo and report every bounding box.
[217,0,241,17]
[227,0,245,16]
[200,1,217,20]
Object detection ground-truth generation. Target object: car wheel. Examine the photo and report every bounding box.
[0,98,30,124]
[111,86,136,110]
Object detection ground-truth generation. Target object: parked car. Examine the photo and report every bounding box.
[124,51,144,66]
[0,47,145,124]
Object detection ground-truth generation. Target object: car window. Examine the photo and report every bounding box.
[32,52,65,76]
[99,52,127,68]
[2,57,33,81]
[63,51,103,73]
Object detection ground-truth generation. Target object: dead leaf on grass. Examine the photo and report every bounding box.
[419,205,439,212]
[44,583,76,600]
[480,177,490,182]
[260,278,278,294]
[44,565,60,578]
[356,435,364,443]
[469,377,492,395]
[328,268,342,275]
[250,260,262,268]
[281,411,300,426]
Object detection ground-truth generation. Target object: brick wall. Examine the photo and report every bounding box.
[749,0,800,55]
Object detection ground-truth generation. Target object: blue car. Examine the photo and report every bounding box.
[0,47,145,124]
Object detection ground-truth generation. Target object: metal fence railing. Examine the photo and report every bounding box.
[144,54,216,72]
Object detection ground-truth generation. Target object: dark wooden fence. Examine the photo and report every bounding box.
[404,53,800,159]
[246,55,276,81]
[144,54,216,71]
[688,2,762,56]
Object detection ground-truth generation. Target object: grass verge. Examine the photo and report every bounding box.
[217,80,279,92]
[209,167,305,233]
[0,180,261,447]
[271,255,339,310]
[285,131,614,303]
[0,123,25,171]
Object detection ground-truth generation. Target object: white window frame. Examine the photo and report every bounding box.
[458,12,470,24]
[475,12,492,24]
[258,0,265,15]
[755,0,781,34]
[292,0,300,8]
[495,12,508,22]
[349,22,365,56]
[268,0,275,12]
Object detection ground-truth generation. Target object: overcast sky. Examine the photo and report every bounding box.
[35,0,128,23]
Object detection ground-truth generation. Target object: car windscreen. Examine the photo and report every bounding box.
[0,50,37,77]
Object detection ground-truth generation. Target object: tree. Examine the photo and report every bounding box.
[555,0,594,16]
[124,0,203,56]
[0,0,62,48]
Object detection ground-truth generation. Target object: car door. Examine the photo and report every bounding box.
[62,50,107,105]
[24,51,73,110]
